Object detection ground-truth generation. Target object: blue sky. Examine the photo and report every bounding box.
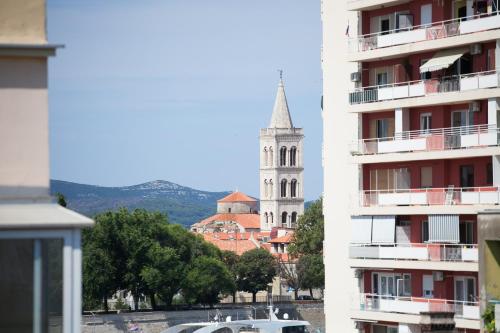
[47,0,322,200]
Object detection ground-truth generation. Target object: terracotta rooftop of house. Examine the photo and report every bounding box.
[193,213,260,230]
[268,233,293,244]
[202,233,259,255]
[217,191,257,203]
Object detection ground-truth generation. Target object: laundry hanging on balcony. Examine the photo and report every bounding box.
[419,48,467,73]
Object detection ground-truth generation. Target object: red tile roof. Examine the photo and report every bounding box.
[202,233,258,255]
[268,233,293,244]
[218,191,257,203]
[194,213,260,229]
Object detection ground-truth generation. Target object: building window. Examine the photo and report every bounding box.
[280,179,287,197]
[422,220,429,242]
[264,180,268,198]
[289,146,297,166]
[487,163,493,186]
[264,212,268,224]
[290,179,297,198]
[460,221,474,244]
[281,212,288,225]
[460,165,475,188]
[269,180,273,198]
[263,147,268,166]
[420,166,433,188]
[270,212,273,224]
[291,212,297,224]
[420,113,432,133]
[228,208,231,213]
[269,147,273,166]
[280,146,287,166]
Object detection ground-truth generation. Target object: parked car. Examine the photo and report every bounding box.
[297,295,313,300]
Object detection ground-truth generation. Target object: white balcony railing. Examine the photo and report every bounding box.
[356,293,480,320]
[349,11,500,53]
[349,70,499,105]
[362,186,500,207]
[349,243,478,262]
[351,124,500,155]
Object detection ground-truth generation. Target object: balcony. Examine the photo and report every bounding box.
[350,243,478,262]
[356,293,480,320]
[352,125,500,156]
[349,12,500,53]
[362,186,500,207]
[349,70,499,106]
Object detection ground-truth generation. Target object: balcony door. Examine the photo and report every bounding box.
[421,4,432,26]
[452,110,474,128]
[423,274,434,298]
[460,165,475,188]
[455,277,476,303]
[420,113,432,133]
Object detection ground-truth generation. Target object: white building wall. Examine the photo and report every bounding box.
[322,1,360,332]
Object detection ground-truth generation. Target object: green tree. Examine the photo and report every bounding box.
[141,242,182,309]
[288,198,324,257]
[277,255,301,300]
[82,211,125,312]
[297,254,324,297]
[55,192,67,207]
[182,256,235,307]
[236,248,276,303]
[221,250,239,303]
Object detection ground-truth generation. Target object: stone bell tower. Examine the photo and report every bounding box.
[259,75,304,231]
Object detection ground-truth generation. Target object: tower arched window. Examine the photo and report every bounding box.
[291,212,297,224]
[280,179,287,197]
[269,147,274,167]
[264,212,269,224]
[280,146,287,166]
[263,147,268,166]
[290,146,297,166]
[264,179,268,198]
[290,179,297,198]
[269,179,273,198]
[270,212,274,224]
[281,212,288,226]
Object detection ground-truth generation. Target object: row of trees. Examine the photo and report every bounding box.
[82,198,324,310]
[82,208,278,310]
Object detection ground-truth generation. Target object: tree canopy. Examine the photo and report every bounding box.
[288,198,324,257]
[236,248,276,303]
[82,208,228,311]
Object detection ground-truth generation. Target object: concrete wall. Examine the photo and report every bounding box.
[217,202,257,214]
[478,210,500,314]
[0,56,49,198]
[0,0,46,43]
[81,303,325,333]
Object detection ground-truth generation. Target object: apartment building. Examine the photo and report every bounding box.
[323,0,500,332]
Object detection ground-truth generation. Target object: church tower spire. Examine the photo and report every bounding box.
[269,74,293,129]
[259,75,304,231]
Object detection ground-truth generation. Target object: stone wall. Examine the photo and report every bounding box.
[82,303,324,333]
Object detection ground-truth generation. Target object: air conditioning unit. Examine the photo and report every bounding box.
[469,101,481,112]
[433,271,444,281]
[351,72,361,82]
[470,43,482,55]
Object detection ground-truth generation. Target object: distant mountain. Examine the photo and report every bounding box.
[50,180,231,227]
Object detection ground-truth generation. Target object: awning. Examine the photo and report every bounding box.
[419,48,467,73]
[351,216,373,244]
[371,215,396,244]
[428,214,459,243]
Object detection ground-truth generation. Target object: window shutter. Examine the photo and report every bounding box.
[428,215,459,243]
[371,215,396,243]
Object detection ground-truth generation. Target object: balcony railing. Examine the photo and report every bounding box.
[349,11,500,53]
[356,293,480,320]
[349,70,499,105]
[362,186,500,207]
[352,124,500,155]
[349,243,478,262]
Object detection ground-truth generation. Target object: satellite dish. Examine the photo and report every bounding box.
[283,313,289,320]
